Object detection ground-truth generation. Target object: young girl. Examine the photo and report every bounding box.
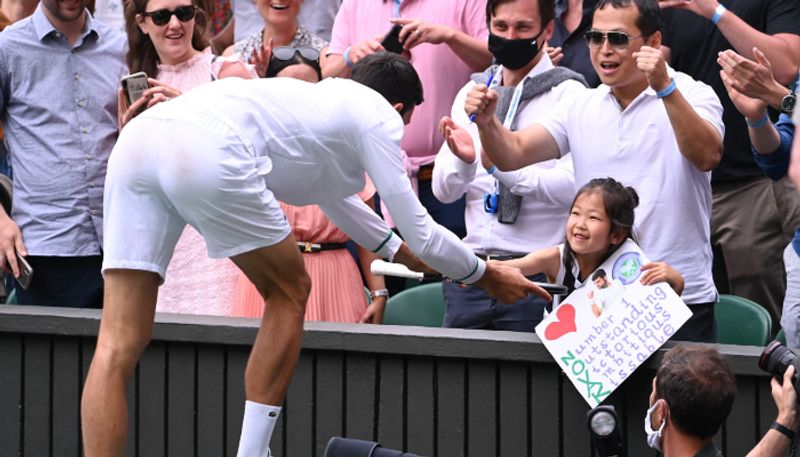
[502,178,684,298]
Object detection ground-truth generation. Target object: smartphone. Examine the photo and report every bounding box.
[380,24,404,54]
[15,251,32,290]
[121,72,150,106]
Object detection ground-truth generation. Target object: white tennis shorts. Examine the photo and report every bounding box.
[102,110,291,281]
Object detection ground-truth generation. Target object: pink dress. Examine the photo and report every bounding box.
[154,50,246,316]
[232,180,376,322]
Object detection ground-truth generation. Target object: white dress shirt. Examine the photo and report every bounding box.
[433,55,582,256]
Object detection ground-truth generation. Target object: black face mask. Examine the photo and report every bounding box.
[488,30,544,70]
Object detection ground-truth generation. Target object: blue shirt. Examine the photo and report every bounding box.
[751,112,797,255]
[0,6,127,256]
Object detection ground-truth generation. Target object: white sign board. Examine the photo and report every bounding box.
[535,240,692,408]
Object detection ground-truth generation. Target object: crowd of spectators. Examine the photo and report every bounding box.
[0,0,798,334]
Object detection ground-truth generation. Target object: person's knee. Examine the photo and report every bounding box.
[256,268,311,319]
[94,326,152,376]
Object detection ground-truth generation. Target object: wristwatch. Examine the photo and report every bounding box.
[781,91,796,114]
[369,289,389,301]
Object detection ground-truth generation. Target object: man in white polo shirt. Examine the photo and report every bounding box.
[468,0,724,342]
[80,53,546,457]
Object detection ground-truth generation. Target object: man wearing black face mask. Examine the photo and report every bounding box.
[433,0,586,331]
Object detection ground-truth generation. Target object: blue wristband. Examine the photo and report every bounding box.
[656,79,677,98]
[344,46,353,68]
[746,113,770,128]
[711,4,727,25]
[486,165,497,175]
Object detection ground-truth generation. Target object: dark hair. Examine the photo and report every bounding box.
[592,269,607,281]
[350,52,424,116]
[486,0,555,30]
[655,345,736,438]
[124,0,209,77]
[594,0,660,37]
[266,53,323,81]
[562,177,639,279]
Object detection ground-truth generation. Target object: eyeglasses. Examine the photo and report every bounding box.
[272,46,320,62]
[583,30,642,49]
[141,5,197,26]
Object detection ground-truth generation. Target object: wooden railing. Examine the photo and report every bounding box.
[0,305,776,457]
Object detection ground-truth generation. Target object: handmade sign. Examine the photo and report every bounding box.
[535,239,692,408]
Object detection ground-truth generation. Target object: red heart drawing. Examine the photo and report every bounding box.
[544,304,577,340]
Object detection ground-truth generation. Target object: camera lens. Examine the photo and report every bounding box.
[759,340,797,377]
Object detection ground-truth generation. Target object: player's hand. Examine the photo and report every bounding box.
[475,261,551,304]
[634,46,671,94]
[360,297,387,324]
[0,211,25,278]
[464,84,499,126]
[658,0,718,20]
[439,116,476,163]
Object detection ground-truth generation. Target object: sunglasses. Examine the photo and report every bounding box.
[583,30,643,49]
[272,46,320,62]
[141,5,197,26]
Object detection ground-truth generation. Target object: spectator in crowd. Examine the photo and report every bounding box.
[645,345,736,456]
[323,0,493,244]
[501,178,685,299]
[81,53,545,457]
[222,0,328,77]
[0,0,127,308]
[212,0,343,53]
[93,0,126,31]
[545,0,601,87]
[719,48,799,347]
[660,0,800,326]
[297,0,342,42]
[121,0,252,315]
[232,49,389,324]
[469,0,723,342]
[433,0,582,331]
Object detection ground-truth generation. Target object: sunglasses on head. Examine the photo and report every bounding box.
[142,4,197,26]
[583,30,642,49]
[271,46,320,62]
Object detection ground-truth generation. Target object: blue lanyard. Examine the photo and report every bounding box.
[393,0,402,18]
[491,66,526,129]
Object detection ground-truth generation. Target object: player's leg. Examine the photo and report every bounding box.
[81,116,186,457]
[81,270,160,457]
[230,234,311,457]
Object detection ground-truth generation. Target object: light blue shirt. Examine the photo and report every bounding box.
[0,6,127,256]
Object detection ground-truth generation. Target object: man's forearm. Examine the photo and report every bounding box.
[445,31,493,71]
[477,120,558,171]
[750,121,783,156]
[661,89,723,171]
[717,14,800,84]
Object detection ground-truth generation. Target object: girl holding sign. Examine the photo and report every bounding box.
[501,178,684,298]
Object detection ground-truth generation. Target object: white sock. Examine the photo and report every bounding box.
[236,401,282,457]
